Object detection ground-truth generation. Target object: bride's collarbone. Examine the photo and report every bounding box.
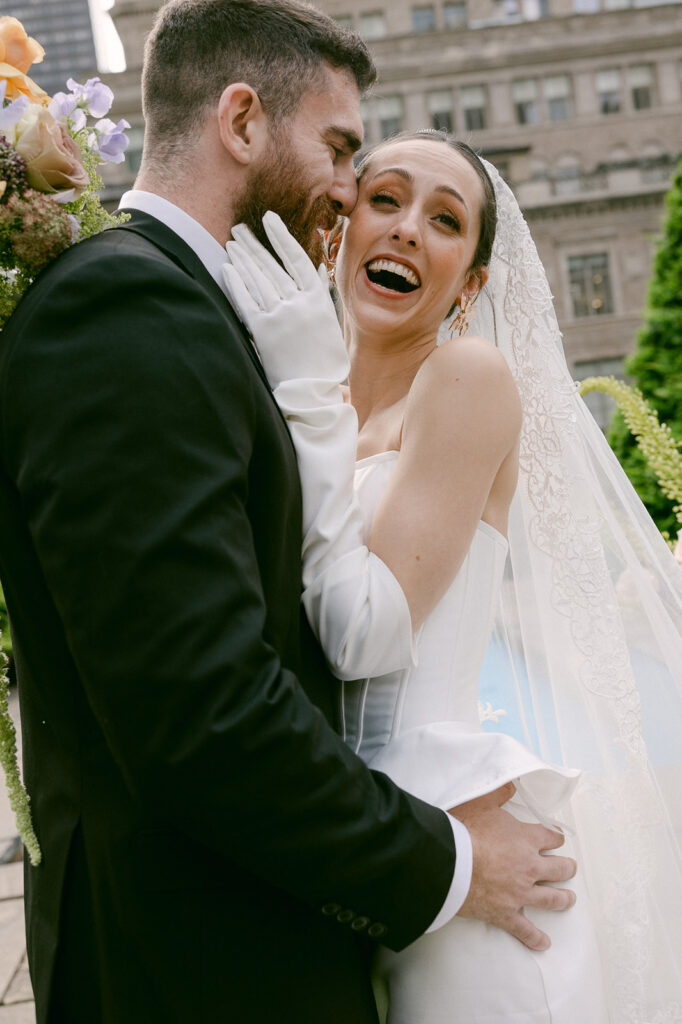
[356,404,406,463]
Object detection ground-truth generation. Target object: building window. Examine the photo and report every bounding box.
[428,89,454,132]
[460,85,487,131]
[333,14,354,29]
[575,357,626,430]
[360,99,373,147]
[596,69,622,114]
[568,253,614,318]
[573,0,599,10]
[443,2,468,26]
[640,140,668,184]
[513,78,539,125]
[377,95,404,139]
[359,10,387,40]
[555,153,581,195]
[522,0,549,16]
[605,0,631,8]
[545,74,573,121]
[412,4,436,31]
[629,64,654,110]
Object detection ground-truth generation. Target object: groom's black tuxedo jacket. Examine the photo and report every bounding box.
[0,211,455,1023]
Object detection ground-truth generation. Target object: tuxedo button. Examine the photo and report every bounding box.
[351,916,371,932]
[367,922,387,939]
[322,903,341,917]
[336,909,355,924]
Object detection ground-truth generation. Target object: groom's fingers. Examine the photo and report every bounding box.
[535,853,577,884]
[507,912,551,952]
[536,825,567,852]
[527,883,577,913]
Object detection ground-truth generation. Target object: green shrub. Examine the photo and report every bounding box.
[608,159,682,536]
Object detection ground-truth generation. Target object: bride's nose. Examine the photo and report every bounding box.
[391,212,422,249]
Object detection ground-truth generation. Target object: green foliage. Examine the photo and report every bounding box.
[580,376,682,540]
[608,159,682,536]
[67,137,129,243]
[0,592,40,864]
[0,585,10,662]
[0,657,41,865]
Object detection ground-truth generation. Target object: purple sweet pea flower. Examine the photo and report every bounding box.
[48,90,79,120]
[93,117,130,164]
[0,81,29,135]
[66,77,114,119]
[48,91,88,132]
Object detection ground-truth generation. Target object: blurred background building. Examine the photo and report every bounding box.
[12,0,682,428]
[0,0,125,95]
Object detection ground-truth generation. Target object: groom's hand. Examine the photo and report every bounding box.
[450,783,576,951]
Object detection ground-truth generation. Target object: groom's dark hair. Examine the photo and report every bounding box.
[142,0,375,157]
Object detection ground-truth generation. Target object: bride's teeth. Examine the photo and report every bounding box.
[367,259,420,287]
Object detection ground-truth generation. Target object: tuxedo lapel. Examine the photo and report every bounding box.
[115,209,272,391]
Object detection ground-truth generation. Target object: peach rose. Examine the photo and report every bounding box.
[0,17,48,105]
[14,106,89,198]
[0,17,44,74]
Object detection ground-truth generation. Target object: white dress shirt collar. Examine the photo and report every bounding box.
[119,190,229,296]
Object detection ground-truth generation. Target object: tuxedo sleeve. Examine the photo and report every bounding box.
[0,242,455,952]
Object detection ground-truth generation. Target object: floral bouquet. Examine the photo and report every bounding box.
[0,15,130,328]
[0,17,131,865]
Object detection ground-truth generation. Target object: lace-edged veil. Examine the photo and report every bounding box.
[468,163,682,1021]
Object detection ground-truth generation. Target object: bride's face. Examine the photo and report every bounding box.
[336,139,485,342]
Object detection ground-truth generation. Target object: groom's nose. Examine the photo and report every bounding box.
[327,165,359,217]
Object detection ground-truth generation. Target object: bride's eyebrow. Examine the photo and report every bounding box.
[368,167,468,211]
[368,166,412,185]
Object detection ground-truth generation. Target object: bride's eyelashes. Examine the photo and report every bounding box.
[369,190,399,207]
[435,211,461,233]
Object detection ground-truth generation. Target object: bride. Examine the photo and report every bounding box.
[223,132,682,1022]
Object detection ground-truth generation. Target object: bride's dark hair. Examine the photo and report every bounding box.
[356,129,497,276]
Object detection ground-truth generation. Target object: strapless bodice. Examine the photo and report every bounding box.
[342,451,579,813]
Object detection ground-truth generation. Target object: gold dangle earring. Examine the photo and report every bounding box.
[323,222,343,287]
[449,293,475,338]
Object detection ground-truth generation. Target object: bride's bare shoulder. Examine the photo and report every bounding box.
[404,334,522,449]
[425,334,513,382]
[413,335,519,407]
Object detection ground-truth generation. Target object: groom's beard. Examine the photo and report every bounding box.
[234,142,338,267]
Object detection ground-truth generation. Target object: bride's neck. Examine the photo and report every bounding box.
[347,324,437,428]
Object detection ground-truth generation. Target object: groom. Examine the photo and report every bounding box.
[0,1,576,1021]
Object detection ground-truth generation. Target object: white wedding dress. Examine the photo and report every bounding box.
[346,450,609,1024]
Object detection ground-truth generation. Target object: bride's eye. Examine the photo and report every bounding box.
[369,192,399,208]
[436,211,461,232]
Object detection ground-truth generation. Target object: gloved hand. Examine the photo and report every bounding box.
[223,210,349,389]
[224,212,416,681]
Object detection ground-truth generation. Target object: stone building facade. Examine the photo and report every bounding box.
[102,0,682,423]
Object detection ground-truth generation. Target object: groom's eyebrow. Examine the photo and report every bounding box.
[326,126,363,154]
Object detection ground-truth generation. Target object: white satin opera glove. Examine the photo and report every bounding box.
[223,213,416,679]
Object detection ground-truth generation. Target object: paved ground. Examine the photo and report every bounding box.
[0,693,35,1023]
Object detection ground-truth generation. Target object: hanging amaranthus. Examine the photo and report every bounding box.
[0,643,40,864]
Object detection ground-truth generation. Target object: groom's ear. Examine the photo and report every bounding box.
[217,83,268,165]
